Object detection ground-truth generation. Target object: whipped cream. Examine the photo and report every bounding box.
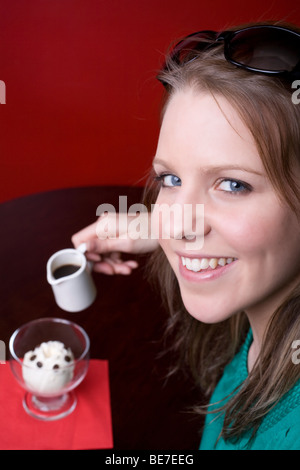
[22,341,74,394]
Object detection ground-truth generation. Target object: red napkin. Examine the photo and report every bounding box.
[0,359,113,450]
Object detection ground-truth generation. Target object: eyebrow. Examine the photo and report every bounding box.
[152,158,264,177]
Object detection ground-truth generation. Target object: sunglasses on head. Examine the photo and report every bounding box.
[160,24,300,83]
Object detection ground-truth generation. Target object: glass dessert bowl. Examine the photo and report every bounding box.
[9,317,90,421]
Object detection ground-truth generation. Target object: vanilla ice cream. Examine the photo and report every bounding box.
[22,341,74,394]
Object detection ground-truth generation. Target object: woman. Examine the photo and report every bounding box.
[72,22,300,449]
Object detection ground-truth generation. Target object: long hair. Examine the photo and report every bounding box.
[143,22,300,442]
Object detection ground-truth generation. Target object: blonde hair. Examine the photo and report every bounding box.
[144,22,300,442]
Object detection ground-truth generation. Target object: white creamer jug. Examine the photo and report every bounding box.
[47,247,97,312]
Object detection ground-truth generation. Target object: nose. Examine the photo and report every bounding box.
[152,190,212,250]
[173,188,213,251]
[175,204,212,251]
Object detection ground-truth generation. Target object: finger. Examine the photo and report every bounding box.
[93,261,133,275]
[93,262,115,275]
[110,259,138,274]
[113,263,135,275]
[110,252,123,263]
[72,221,98,247]
[85,252,102,262]
[99,254,138,274]
[124,260,139,269]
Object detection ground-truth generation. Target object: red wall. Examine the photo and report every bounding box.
[1,0,300,202]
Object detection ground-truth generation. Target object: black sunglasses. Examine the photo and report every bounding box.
[160,25,300,82]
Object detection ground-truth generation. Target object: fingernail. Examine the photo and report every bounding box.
[77,242,87,253]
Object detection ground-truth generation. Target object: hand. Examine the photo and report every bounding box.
[72,212,158,275]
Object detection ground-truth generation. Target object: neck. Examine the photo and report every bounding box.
[245,293,287,372]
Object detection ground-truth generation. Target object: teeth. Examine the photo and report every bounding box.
[191,259,201,272]
[181,256,236,273]
[209,258,218,269]
[185,257,192,270]
[200,258,209,269]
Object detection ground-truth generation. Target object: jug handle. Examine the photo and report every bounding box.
[77,243,94,273]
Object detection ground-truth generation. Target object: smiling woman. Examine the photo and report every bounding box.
[72,21,300,450]
[145,22,300,449]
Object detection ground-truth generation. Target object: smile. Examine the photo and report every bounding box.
[181,256,236,273]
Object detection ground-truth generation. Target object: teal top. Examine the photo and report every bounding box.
[200,330,300,450]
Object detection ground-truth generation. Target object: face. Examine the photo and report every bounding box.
[153,88,300,326]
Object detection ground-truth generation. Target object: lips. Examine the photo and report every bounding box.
[181,256,236,273]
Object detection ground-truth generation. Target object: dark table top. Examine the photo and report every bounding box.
[0,185,204,450]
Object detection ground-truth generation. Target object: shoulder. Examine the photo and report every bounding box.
[281,422,300,450]
[256,422,300,450]
[254,400,300,450]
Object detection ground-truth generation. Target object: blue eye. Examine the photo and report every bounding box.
[217,179,251,194]
[155,174,182,187]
